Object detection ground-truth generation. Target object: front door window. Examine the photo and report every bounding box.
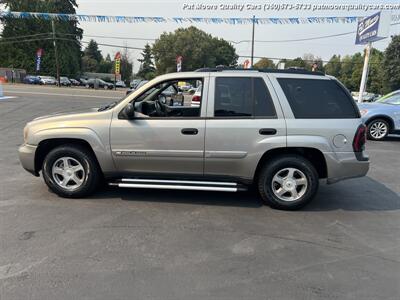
[133,78,203,118]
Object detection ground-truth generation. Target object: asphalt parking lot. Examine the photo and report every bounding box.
[1,84,399,300]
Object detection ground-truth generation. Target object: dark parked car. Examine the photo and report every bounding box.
[115,81,126,88]
[130,79,142,88]
[58,77,71,87]
[23,75,40,84]
[70,79,80,86]
[86,78,114,90]
[79,78,88,86]
[126,80,149,95]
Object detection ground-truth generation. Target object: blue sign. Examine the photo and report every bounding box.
[355,12,390,45]
[35,48,43,72]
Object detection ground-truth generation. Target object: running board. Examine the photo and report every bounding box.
[109,178,247,192]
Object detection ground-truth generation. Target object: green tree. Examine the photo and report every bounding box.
[302,53,323,71]
[137,44,155,80]
[368,49,386,94]
[120,48,133,83]
[0,0,82,77]
[284,57,307,69]
[97,54,113,73]
[339,55,355,90]
[383,35,400,92]
[82,56,98,72]
[83,40,103,63]
[350,53,364,91]
[152,26,238,74]
[253,58,275,69]
[325,55,342,78]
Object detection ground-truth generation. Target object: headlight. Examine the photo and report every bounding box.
[360,109,368,116]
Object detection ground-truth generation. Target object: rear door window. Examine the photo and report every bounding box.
[214,77,276,118]
[278,78,359,119]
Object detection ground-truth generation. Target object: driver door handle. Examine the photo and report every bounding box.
[181,128,198,135]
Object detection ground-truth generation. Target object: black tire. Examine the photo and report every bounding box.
[367,118,389,141]
[257,155,319,210]
[42,145,101,198]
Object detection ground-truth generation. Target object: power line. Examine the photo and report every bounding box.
[3,21,399,46]
[0,32,52,41]
[238,54,386,65]
[0,37,55,45]
[61,33,156,42]
[232,31,356,44]
[0,37,388,65]
[81,40,144,50]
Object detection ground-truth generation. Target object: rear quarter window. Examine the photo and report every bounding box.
[278,78,359,119]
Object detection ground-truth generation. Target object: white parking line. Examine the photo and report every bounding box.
[5,90,122,99]
[0,96,17,100]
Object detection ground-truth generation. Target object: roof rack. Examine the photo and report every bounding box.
[195,66,325,76]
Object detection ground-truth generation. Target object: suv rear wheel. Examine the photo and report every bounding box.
[42,145,101,198]
[258,155,319,210]
[367,119,389,141]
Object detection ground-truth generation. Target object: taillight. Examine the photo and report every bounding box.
[353,124,366,153]
[192,95,201,102]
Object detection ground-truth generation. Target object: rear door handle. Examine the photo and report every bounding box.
[181,128,199,135]
[259,128,277,135]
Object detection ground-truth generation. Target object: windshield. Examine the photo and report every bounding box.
[376,92,400,105]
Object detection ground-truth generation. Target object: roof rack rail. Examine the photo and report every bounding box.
[195,66,325,76]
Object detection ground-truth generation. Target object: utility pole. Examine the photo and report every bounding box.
[358,42,372,103]
[250,15,256,68]
[52,19,61,87]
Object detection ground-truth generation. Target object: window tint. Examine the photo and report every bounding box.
[254,78,276,117]
[278,78,358,119]
[214,77,276,118]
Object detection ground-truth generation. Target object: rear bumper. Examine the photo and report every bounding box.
[18,143,39,176]
[324,152,369,184]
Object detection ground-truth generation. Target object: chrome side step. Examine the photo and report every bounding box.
[109,178,246,192]
[121,178,238,186]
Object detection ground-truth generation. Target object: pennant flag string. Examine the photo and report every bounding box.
[1,11,400,25]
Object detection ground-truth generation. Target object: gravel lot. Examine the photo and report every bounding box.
[1,84,399,300]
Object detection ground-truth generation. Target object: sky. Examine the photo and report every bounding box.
[3,0,400,72]
[75,0,400,71]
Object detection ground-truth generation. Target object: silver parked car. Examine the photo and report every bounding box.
[19,69,369,210]
[358,90,400,140]
[38,76,57,85]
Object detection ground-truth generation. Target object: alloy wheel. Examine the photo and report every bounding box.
[52,157,85,191]
[271,168,308,202]
[370,121,388,140]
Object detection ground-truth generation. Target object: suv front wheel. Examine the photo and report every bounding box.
[258,155,319,210]
[42,145,101,198]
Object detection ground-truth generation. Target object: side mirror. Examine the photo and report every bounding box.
[122,103,136,119]
[188,89,196,95]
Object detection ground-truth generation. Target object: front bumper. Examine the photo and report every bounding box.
[324,152,370,184]
[18,144,39,176]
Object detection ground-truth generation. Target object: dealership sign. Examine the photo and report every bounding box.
[355,12,390,45]
[35,48,43,72]
[114,52,121,75]
[176,56,183,72]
